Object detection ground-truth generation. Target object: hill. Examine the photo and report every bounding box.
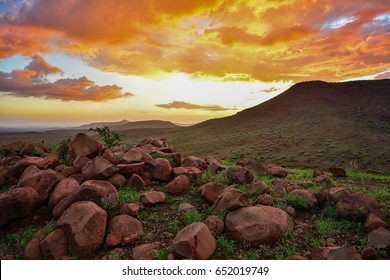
[77,120,178,130]
[1,80,389,172]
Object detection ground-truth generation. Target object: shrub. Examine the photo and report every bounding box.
[52,138,71,166]
[89,126,123,148]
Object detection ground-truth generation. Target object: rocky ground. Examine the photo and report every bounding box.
[0,135,389,260]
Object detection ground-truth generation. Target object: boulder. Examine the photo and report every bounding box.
[289,189,318,208]
[82,157,119,180]
[198,182,227,204]
[229,166,254,184]
[127,174,145,190]
[40,228,69,260]
[23,237,42,260]
[108,215,143,245]
[364,214,390,231]
[152,151,182,167]
[225,205,294,246]
[268,166,288,178]
[173,166,202,185]
[117,163,144,177]
[167,175,191,195]
[182,156,207,170]
[204,215,224,233]
[132,242,160,260]
[102,148,116,164]
[336,193,385,220]
[108,174,126,189]
[310,246,362,260]
[12,155,59,176]
[106,232,122,247]
[236,159,266,175]
[48,178,80,209]
[362,246,378,260]
[314,174,332,186]
[52,180,118,218]
[67,133,102,162]
[368,227,390,250]
[17,165,60,203]
[73,155,91,171]
[140,191,166,206]
[178,202,196,213]
[212,186,249,211]
[248,181,270,195]
[329,167,346,177]
[145,158,173,181]
[207,158,226,174]
[0,187,39,227]
[122,147,152,163]
[172,222,216,260]
[57,201,107,257]
[329,187,352,204]
[255,194,274,206]
[120,203,142,216]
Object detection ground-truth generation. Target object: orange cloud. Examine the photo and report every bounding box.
[0,0,390,83]
[156,101,235,111]
[0,55,133,101]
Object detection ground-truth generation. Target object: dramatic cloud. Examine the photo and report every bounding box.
[156,101,235,111]
[0,0,390,82]
[0,55,133,101]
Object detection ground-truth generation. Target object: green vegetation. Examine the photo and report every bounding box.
[168,220,180,232]
[201,168,233,185]
[89,126,123,148]
[52,138,71,166]
[117,188,140,205]
[183,211,203,225]
[43,225,55,236]
[3,226,38,259]
[215,234,235,258]
[156,246,174,260]
[284,193,310,209]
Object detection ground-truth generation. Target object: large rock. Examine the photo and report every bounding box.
[229,166,254,184]
[108,215,143,245]
[108,174,126,189]
[67,133,102,162]
[12,155,59,176]
[207,157,226,174]
[368,227,390,250]
[122,147,152,163]
[23,237,42,260]
[329,167,347,177]
[289,189,318,208]
[153,151,182,167]
[17,165,60,203]
[204,215,224,234]
[268,166,288,178]
[173,166,202,184]
[127,174,145,190]
[40,228,69,260]
[167,175,191,195]
[329,187,352,204]
[145,158,173,181]
[248,181,270,195]
[52,180,118,218]
[225,205,294,246]
[132,242,160,260]
[364,214,390,231]
[236,158,267,175]
[198,182,227,204]
[212,186,249,211]
[48,178,80,209]
[117,163,144,177]
[310,246,362,260]
[336,193,385,220]
[57,201,107,257]
[0,187,39,227]
[172,222,216,260]
[182,156,207,170]
[82,157,119,180]
[140,191,166,206]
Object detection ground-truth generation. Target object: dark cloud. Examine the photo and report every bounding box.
[156,101,235,111]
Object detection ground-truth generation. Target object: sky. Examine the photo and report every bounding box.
[0,0,389,127]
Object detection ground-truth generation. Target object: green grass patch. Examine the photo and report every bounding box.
[347,171,390,180]
[117,188,140,205]
[4,226,39,259]
[284,193,310,209]
[286,168,314,181]
[183,211,203,225]
[215,234,235,258]
[156,246,174,260]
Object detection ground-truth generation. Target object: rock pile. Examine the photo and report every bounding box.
[0,135,389,260]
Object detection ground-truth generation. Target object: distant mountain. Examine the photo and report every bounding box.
[78,120,179,131]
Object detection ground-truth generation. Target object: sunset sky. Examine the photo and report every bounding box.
[0,0,389,127]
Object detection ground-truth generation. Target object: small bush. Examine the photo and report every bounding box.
[52,138,71,166]
[89,126,123,148]
[151,153,176,167]
[284,193,310,209]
